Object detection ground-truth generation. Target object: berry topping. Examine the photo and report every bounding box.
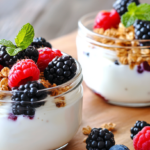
[12,81,47,116]
[109,145,129,150]
[134,20,150,46]
[94,10,120,30]
[37,48,62,72]
[44,55,77,85]
[113,0,140,16]
[8,59,40,88]
[86,128,115,150]
[130,120,150,140]
[0,45,39,68]
[133,126,150,150]
[31,37,52,49]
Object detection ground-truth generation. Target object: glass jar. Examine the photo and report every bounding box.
[76,11,150,107]
[0,59,83,150]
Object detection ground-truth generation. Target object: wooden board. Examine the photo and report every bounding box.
[51,32,150,150]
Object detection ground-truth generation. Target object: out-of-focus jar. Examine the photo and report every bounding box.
[0,58,83,150]
[76,12,150,107]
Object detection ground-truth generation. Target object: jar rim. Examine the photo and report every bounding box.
[78,11,150,49]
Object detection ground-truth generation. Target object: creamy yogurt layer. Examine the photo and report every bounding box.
[77,37,150,106]
[0,85,83,150]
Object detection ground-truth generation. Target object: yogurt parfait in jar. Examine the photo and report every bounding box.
[77,0,150,106]
[0,23,83,150]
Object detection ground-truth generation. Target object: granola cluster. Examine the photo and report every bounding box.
[0,67,11,99]
[94,23,150,69]
[39,78,71,108]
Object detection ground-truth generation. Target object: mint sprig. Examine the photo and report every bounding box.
[15,23,34,49]
[122,3,150,27]
[0,23,34,56]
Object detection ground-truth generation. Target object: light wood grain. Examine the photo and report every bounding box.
[51,32,150,150]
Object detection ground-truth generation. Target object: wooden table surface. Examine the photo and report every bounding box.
[51,32,150,150]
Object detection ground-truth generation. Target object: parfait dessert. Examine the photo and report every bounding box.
[0,23,83,150]
[77,0,150,106]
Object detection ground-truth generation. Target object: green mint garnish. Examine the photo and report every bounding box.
[121,3,150,27]
[0,39,16,48]
[6,47,22,56]
[15,23,34,49]
[0,23,34,56]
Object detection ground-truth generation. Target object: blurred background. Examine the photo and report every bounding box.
[0,0,149,42]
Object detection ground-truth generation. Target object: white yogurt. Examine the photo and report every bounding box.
[0,85,83,150]
[77,37,150,106]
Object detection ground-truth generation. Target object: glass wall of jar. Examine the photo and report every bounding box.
[77,12,150,107]
[0,59,83,150]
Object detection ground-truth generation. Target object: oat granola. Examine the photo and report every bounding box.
[93,23,150,69]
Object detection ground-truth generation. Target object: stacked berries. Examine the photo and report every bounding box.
[31,37,52,49]
[12,81,47,116]
[37,47,62,72]
[130,120,150,140]
[113,0,140,16]
[44,55,77,85]
[86,128,115,150]
[94,10,120,30]
[0,45,39,68]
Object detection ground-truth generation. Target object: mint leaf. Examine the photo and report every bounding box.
[121,3,150,27]
[121,13,137,27]
[6,47,23,56]
[135,3,150,20]
[0,39,16,48]
[15,23,34,49]
[128,2,137,11]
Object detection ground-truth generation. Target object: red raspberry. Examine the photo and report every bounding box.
[94,10,120,30]
[0,65,4,71]
[37,48,62,72]
[133,126,150,150]
[8,59,40,88]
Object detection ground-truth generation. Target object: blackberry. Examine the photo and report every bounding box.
[31,37,52,49]
[44,55,77,85]
[113,0,140,16]
[86,128,115,150]
[24,46,39,63]
[0,46,39,68]
[134,20,150,46]
[12,81,47,116]
[130,120,150,139]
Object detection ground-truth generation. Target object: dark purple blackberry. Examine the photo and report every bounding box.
[130,120,150,139]
[44,55,77,85]
[113,0,140,16]
[0,45,39,68]
[134,20,150,46]
[31,37,52,49]
[24,46,39,63]
[12,81,47,116]
[86,128,115,150]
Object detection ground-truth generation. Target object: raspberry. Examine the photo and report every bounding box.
[133,126,150,150]
[8,59,40,88]
[0,65,4,71]
[94,10,120,30]
[37,48,62,72]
